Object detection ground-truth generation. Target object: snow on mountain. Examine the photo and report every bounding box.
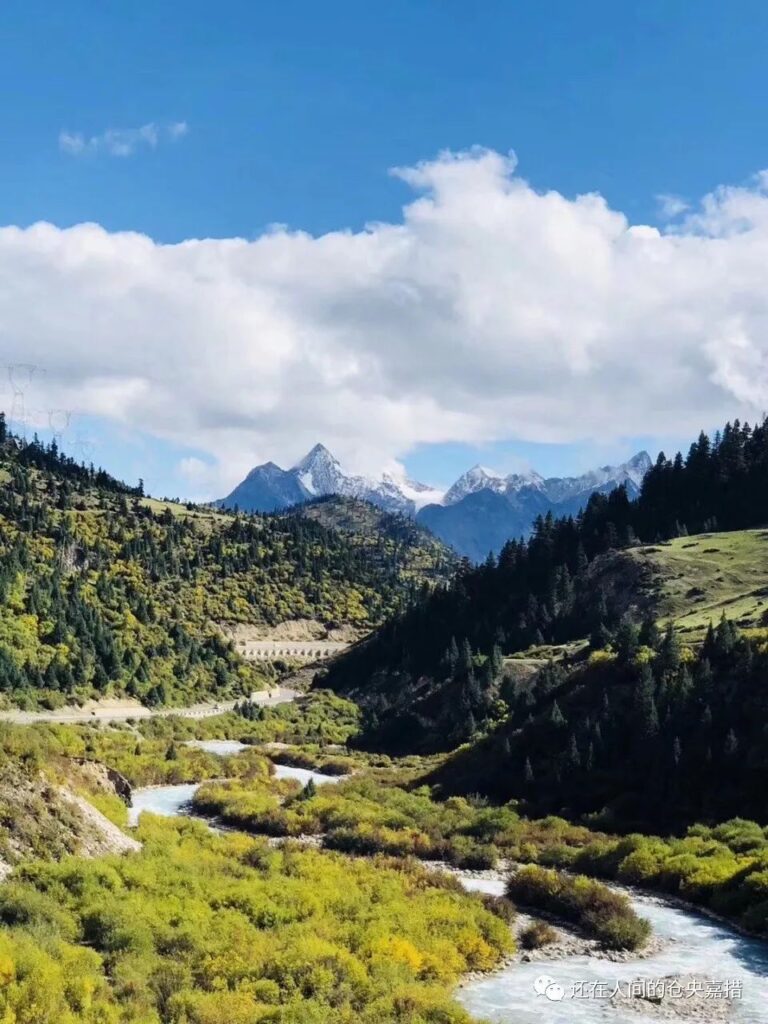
[415,450,653,560]
[381,471,445,512]
[623,450,654,488]
[220,444,431,516]
[444,464,546,505]
[505,471,545,492]
[442,454,651,508]
[293,444,348,497]
[540,451,652,504]
[443,466,508,505]
[218,446,653,557]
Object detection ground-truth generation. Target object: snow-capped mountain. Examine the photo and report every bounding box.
[443,466,510,504]
[442,452,651,507]
[218,444,437,517]
[217,445,653,559]
[539,451,652,505]
[418,450,653,561]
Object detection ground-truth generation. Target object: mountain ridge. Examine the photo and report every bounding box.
[219,445,653,559]
[0,418,450,709]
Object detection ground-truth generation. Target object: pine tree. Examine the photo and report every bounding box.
[638,614,661,650]
[658,624,681,674]
[549,700,566,727]
[566,733,580,769]
[615,615,640,663]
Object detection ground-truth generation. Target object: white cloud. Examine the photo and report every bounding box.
[167,121,189,141]
[4,147,768,496]
[656,193,689,219]
[59,121,188,158]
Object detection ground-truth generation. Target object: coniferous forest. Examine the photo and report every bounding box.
[0,415,449,707]
[325,419,768,778]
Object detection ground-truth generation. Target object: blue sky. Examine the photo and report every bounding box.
[3,1,768,496]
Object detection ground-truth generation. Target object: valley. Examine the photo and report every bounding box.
[129,757,768,1024]
[0,416,767,1022]
[4,11,766,1024]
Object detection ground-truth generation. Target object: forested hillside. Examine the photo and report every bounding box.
[323,419,768,764]
[0,417,448,708]
[293,495,454,580]
[432,616,768,830]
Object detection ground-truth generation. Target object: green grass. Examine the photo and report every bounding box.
[626,528,768,640]
[140,496,231,527]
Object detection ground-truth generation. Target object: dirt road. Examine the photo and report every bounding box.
[0,687,299,726]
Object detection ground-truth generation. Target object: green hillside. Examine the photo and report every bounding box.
[324,420,768,751]
[607,529,768,640]
[0,420,450,709]
[291,495,455,584]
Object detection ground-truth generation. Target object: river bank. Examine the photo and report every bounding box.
[127,757,768,1024]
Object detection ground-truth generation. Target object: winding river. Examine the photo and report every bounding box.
[128,739,342,826]
[129,742,768,1024]
[457,874,768,1023]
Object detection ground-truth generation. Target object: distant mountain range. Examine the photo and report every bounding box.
[420,451,652,561]
[218,444,652,560]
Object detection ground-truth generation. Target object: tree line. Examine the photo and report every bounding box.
[323,417,768,751]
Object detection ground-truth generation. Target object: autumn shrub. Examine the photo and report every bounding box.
[506,866,650,950]
[0,818,512,1023]
[519,920,557,949]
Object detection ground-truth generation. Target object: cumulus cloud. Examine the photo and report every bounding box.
[3,146,768,494]
[59,121,188,158]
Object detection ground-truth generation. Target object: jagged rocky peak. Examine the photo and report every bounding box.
[292,443,345,496]
[623,450,653,485]
[220,444,427,516]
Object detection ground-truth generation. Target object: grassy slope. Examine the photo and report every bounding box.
[602,528,768,641]
[492,529,768,658]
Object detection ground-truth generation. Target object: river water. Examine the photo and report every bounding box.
[128,739,342,826]
[456,875,768,1024]
[129,743,768,1024]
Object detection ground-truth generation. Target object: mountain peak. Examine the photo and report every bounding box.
[293,443,338,471]
[505,467,545,491]
[443,465,506,505]
[626,450,652,471]
[622,450,652,487]
[219,445,654,555]
[290,444,346,498]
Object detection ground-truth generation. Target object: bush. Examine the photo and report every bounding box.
[447,838,498,870]
[506,866,650,950]
[479,894,516,924]
[519,920,558,949]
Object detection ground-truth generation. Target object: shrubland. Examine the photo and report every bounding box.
[164,689,363,747]
[0,815,512,1023]
[192,770,768,937]
[520,818,768,936]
